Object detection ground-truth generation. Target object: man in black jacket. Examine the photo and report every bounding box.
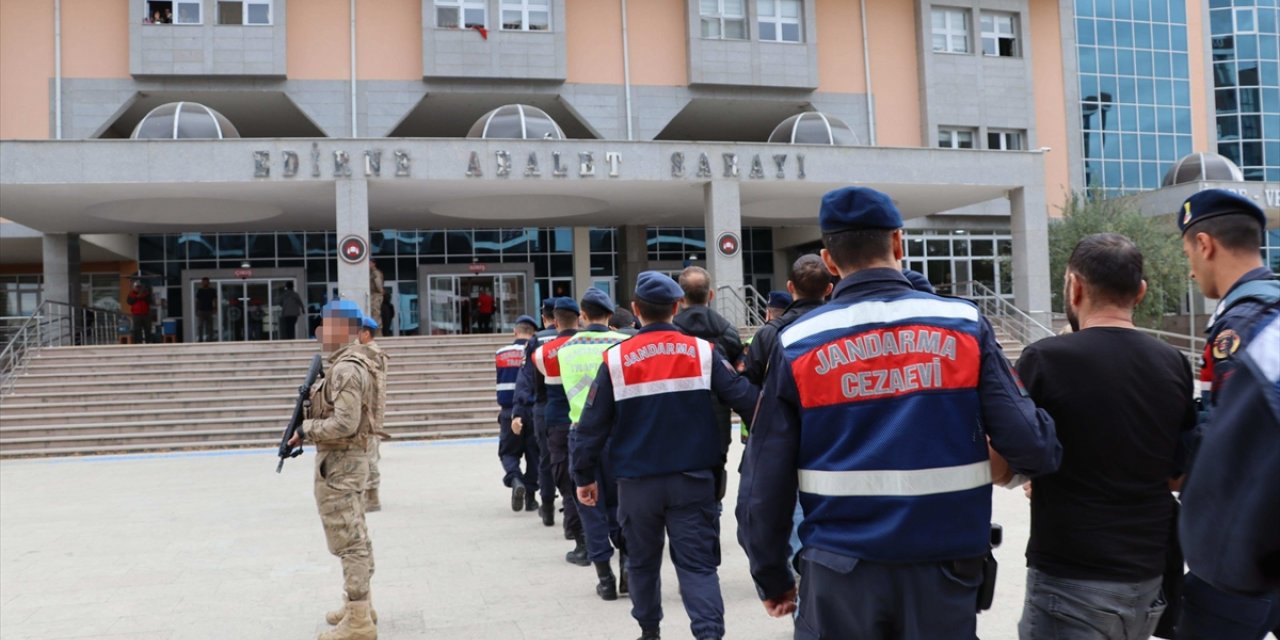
[674,266,745,499]
[741,255,832,386]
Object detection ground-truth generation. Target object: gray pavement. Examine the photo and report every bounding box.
[0,438,1033,639]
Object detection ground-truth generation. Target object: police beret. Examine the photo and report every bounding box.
[902,269,935,294]
[581,287,616,313]
[321,299,362,318]
[361,315,379,331]
[554,297,580,314]
[767,291,792,309]
[514,314,538,328]
[541,298,556,315]
[819,186,903,233]
[634,271,684,304]
[1178,189,1266,234]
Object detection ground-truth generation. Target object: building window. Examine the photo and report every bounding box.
[701,0,748,40]
[987,129,1025,150]
[938,127,976,149]
[931,7,969,54]
[757,0,801,43]
[437,0,487,29]
[980,11,1018,57]
[500,0,550,31]
[146,1,201,25]
[216,0,271,25]
[1234,7,1256,34]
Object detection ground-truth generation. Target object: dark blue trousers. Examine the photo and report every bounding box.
[793,549,981,640]
[533,405,555,503]
[617,470,723,639]
[1176,572,1280,640]
[570,430,621,563]
[547,424,581,538]
[497,407,539,490]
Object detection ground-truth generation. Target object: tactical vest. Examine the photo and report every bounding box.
[308,345,377,451]
[1199,278,1280,404]
[558,329,629,423]
[779,292,990,563]
[603,330,720,479]
[495,341,526,408]
[533,333,575,425]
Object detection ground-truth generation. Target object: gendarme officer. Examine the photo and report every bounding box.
[737,186,1061,638]
[573,272,759,640]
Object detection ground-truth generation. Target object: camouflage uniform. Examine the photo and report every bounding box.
[369,266,385,329]
[304,341,378,604]
[361,340,390,504]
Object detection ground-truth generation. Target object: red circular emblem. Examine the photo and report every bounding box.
[716,232,741,258]
[339,235,367,264]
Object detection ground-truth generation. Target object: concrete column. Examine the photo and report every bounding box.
[704,180,744,325]
[617,225,649,304]
[1008,187,1052,325]
[41,233,81,306]
[771,228,793,291]
[335,179,371,313]
[572,226,592,300]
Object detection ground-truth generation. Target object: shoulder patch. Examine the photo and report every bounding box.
[1211,329,1241,361]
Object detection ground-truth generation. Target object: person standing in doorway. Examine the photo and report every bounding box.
[127,281,154,344]
[476,287,495,334]
[195,277,217,342]
[279,281,305,340]
[380,293,394,337]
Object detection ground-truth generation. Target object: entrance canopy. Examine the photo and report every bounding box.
[0,138,1045,234]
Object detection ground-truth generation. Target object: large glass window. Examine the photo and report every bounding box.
[932,7,970,54]
[987,129,1025,150]
[980,11,1019,57]
[1209,1,1280,182]
[216,0,270,25]
[701,0,747,40]
[500,0,550,31]
[437,0,486,29]
[757,0,802,43]
[146,1,201,24]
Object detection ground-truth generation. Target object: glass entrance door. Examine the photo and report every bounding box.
[193,277,295,342]
[427,275,462,336]
[426,273,528,335]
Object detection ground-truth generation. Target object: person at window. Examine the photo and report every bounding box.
[476,287,495,334]
[195,277,217,342]
[126,281,154,344]
[279,281,305,341]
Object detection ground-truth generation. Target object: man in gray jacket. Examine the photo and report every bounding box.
[279,281,306,340]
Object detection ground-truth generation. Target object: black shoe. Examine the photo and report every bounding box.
[618,552,629,595]
[636,627,660,640]
[510,478,526,513]
[539,500,555,527]
[524,492,538,512]
[565,536,590,567]
[594,561,618,601]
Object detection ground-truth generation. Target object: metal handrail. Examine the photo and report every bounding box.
[935,281,1055,348]
[0,300,132,396]
[713,284,768,327]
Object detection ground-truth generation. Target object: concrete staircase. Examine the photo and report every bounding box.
[0,335,511,459]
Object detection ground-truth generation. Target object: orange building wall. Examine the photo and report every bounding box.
[625,0,687,86]
[0,1,54,139]
[815,0,865,94]
[565,0,624,84]
[357,0,422,80]
[1185,0,1210,152]
[866,0,921,147]
[288,0,351,80]
[62,0,129,79]
[1030,0,1072,215]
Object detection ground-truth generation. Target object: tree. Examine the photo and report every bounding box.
[1048,192,1188,328]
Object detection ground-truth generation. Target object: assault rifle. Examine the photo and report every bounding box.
[277,353,324,473]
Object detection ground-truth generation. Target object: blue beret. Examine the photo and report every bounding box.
[819,187,903,233]
[581,287,615,313]
[541,298,556,315]
[902,269,935,294]
[634,271,684,304]
[767,291,792,309]
[554,297,580,314]
[514,314,538,328]
[321,299,362,319]
[361,315,379,331]
[1179,189,1266,234]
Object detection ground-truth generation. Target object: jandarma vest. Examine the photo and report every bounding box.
[603,330,720,479]
[558,329,630,423]
[533,333,575,425]
[495,341,526,408]
[779,292,989,563]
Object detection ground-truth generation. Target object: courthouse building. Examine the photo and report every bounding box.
[0,0,1277,341]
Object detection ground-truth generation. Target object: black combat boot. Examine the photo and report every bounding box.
[594,561,618,601]
[565,535,590,566]
[618,552,629,595]
[510,478,526,513]
[524,491,538,512]
[539,498,555,526]
[636,626,660,640]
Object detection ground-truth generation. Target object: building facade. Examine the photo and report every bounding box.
[0,0,1274,342]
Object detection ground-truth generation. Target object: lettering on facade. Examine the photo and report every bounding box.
[722,153,739,178]
[525,152,541,177]
[364,150,381,177]
[579,152,595,177]
[394,150,411,176]
[333,150,352,177]
[749,154,765,179]
[697,153,713,178]
[310,142,321,178]
[552,152,569,177]
[496,150,512,177]
[671,152,686,178]
[796,153,806,179]
[773,154,787,179]
[283,151,299,177]
[1267,188,1279,208]
[253,146,411,179]
[253,151,270,178]
[466,151,483,177]
[605,152,622,177]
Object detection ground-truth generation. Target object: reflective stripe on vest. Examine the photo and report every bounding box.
[559,330,630,423]
[799,460,992,497]
[781,297,979,348]
[606,332,713,401]
[533,336,572,385]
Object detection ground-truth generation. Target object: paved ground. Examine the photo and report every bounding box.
[0,439,1034,639]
